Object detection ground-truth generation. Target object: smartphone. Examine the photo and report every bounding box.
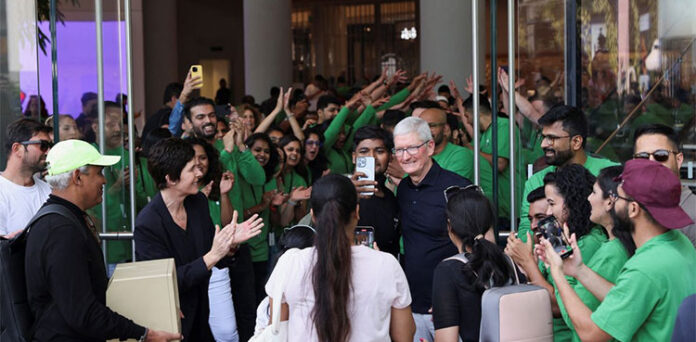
[189,65,203,89]
[355,156,375,195]
[354,226,375,247]
[537,216,573,259]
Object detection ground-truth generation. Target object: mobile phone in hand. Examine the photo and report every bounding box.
[537,216,573,259]
[189,65,203,89]
[355,156,375,195]
[354,226,375,248]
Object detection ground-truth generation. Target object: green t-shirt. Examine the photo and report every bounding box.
[479,117,524,218]
[214,141,266,223]
[137,156,158,203]
[591,231,696,341]
[240,177,279,262]
[207,198,222,228]
[432,143,495,201]
[559,238,629,342]
[88,145,148,263]
[518,155,619,242]
[542,227,607,342]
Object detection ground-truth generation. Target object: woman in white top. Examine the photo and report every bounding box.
[265,174,415,342]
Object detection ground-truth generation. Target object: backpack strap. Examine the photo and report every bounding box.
[24,204,87,240]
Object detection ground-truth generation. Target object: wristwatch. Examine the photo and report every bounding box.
[138,328,148,342]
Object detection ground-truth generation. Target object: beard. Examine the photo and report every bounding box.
[194,123,217,140]
[610,206,637,255]
[543,147,573,166]
[434,131,445,146]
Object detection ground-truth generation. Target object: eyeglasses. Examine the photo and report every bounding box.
[21,140,53,152]
[392,140,430,157]
[305,140,322,147]
[609,190,633,203]
[540,134,571,145]
[633,149,679,162]
[444,184,483,202]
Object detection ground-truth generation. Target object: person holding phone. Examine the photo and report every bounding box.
[265,174,415,342]
[506,164,606,341]
[350,125,401,257]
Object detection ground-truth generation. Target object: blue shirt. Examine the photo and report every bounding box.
[397,160,471,313]
[168,100,185,136]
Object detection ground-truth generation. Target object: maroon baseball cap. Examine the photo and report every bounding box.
[616,159,693,229]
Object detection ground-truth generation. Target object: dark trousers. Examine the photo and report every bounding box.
[228,244,256,342]
[252,261,269,305]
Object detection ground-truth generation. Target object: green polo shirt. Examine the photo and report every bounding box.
[240,177,279,262]
[479,116,524,218]
[214,140,266,223]
[591,231,696,341]
[518,155,619,242]
[541,227,607,342]
[558,238,629,342]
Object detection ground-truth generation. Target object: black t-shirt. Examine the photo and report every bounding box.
[432,259,483,342]
[357,175,400,257]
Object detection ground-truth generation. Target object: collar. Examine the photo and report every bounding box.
[405,159,442,188]
[46,194,88,221]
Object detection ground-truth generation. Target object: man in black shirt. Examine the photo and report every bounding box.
[350,126,400,257]
[26,139,179,341]
[391,117,471,342]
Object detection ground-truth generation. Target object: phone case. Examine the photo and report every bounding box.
[189,65,203,89]
[355,156,375,194]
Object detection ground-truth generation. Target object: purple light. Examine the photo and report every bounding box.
[20,21,128,117]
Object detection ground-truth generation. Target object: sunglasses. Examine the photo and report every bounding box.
[633,149,678,162]
[444,184,483,203]
[283,224,317,234]
[21,139,53,152]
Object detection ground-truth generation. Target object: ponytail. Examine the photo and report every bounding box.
[309,175,357,342]
[446,187,515,290]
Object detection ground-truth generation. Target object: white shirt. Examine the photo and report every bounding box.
[265,246,411,342]
[0,173,51,235]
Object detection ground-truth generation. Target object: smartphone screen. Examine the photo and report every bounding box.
[355,156,375,195]
[537,216,573,258]
[354,226,375,247]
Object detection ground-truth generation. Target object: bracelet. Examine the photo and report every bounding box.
[138,328,148,342]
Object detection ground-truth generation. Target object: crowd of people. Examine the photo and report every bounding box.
[1,65,695,342]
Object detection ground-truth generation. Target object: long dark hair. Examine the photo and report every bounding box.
[245,133,279,183]
[184,137,222,201]
[596,165,637,256]
[309,175,357,342]
[304,126,328,184]
[278,135,310,184]
[543,164,598,240]
[446,187,516,291]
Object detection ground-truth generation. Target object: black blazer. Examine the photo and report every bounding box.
[135,192,228,342]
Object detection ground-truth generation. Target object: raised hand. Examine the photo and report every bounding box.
[226,211,264,244]
[561,233,584,277]
[372,95,390,108]
[271,190,288,206]
[387,69,408,87]
[222,128,237,153]
[449,79,463,100]
[210,224,236,261]
[273,87,285,113]
[290,186,312,201]
[283,87,294,117]
[180,70,203,104]
[351,171,378,199]
[219,171,235,195]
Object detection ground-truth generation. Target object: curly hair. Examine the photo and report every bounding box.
[543,164,597,239]
[184,137,222,201]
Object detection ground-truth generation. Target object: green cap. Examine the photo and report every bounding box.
[46,139,121,176]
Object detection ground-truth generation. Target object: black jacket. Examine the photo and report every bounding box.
[25,195,146,341]
[135,192,230,342]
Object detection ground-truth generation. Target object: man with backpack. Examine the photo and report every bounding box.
[23,139,180,341]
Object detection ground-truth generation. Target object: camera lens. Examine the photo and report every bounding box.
[192,67,198,72]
